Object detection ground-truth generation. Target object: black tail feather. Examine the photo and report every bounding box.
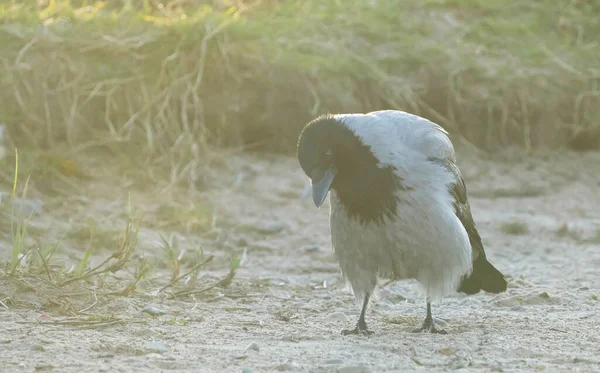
[459,255,507,295]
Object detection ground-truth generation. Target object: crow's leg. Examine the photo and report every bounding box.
[342,293,373,336]
[412,301,447,334]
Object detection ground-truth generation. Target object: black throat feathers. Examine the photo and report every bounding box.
[328,121,406,224]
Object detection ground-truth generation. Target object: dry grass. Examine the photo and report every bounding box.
[2,0,600,159]
[500,220,529,236]
[0,143,239,319]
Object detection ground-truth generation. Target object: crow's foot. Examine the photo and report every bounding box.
[342,319,373,336]
[411,318,447,334]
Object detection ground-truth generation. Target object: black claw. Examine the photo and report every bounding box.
[341,320,374,336]
[341,327,373,336]
[411,318,447,334]
[412,301,448,334]
[342,313,374,336]
[342,294,373,336]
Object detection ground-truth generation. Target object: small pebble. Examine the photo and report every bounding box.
[326,359,344,365]
[313,280,327,290]
[274,360,299,371]
[325,312,349,323]
[337,365,371,373]
[142,305,166,316]
[438,347,455,355]
[241,368,254,373]
[31,344,45,352]
[489,364,504,372]
[232,172,246,188]
[252,221,286,235]
[245,342,260,352]
[145,342,167,354]
[301,244,320,253]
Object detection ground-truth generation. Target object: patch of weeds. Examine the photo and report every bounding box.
[489,185,545,198]
[8,149,34,275]
[159,233,186,281]
[25,315,147,330]
[58,217,140,286]
[158,254,214,294]
[42,294,77,316]
[21,240,63,279]
[382,315,414,325]
[554,223,581,241]
[110,256,153,296]
[500,221,529,236]
[0,274,95,314]
[274,309,297,322]
[555,223,569,238]
[163,318,189,327]
[554,223,600,243]
[168,254,240,298]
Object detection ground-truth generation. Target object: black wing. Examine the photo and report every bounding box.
[429,157,507,294]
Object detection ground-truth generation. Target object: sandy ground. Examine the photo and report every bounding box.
[2,148,600,373]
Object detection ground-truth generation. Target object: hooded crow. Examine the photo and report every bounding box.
[297,110,507,335]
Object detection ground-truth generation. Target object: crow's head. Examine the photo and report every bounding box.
[297,114,401,222]
[297,114,344,207]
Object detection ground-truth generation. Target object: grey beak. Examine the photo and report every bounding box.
[310,165,336,207]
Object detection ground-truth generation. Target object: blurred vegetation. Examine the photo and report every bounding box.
[1,0,600,160]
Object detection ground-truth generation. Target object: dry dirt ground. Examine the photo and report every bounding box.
[2,148,600,373]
